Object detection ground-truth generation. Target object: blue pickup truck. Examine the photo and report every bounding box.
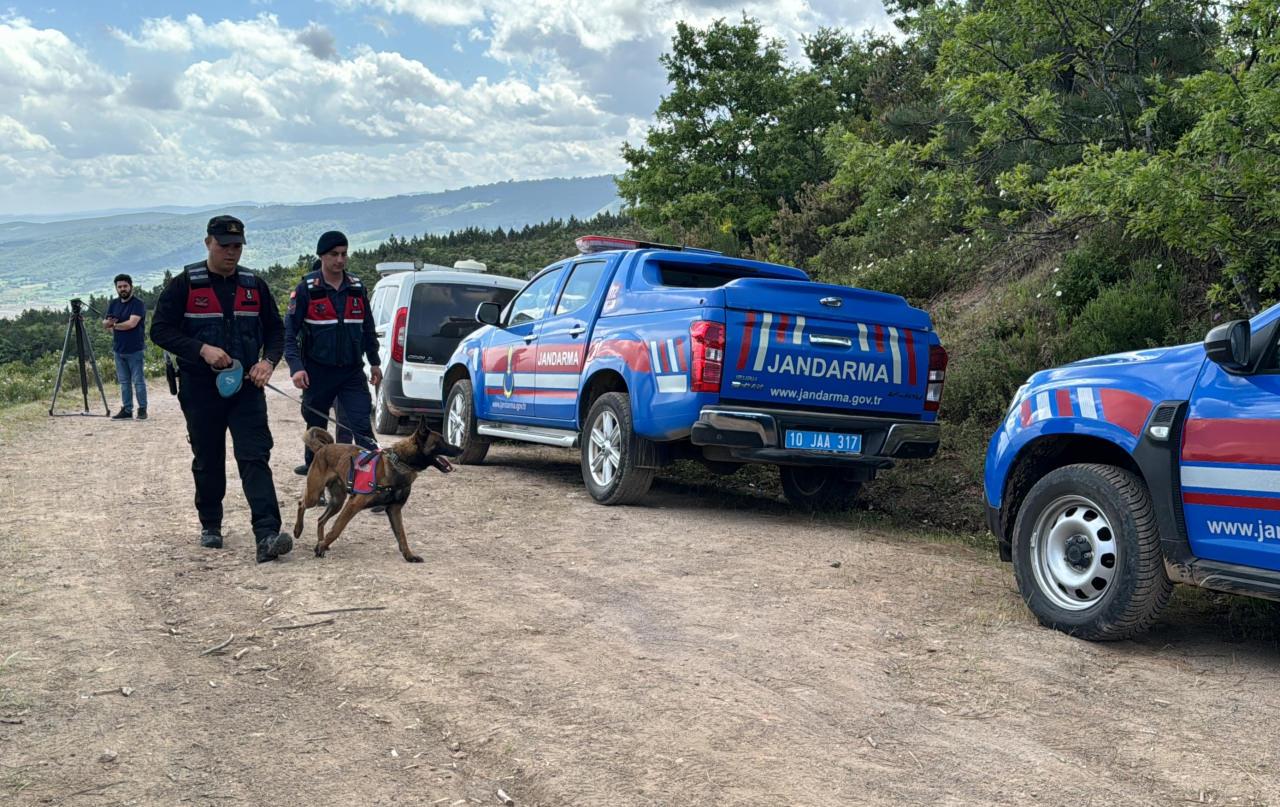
[985,308,1280,639]
[440,236,947,508]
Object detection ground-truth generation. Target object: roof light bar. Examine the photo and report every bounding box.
[574,235,722,255]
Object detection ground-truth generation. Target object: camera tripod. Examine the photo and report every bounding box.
[49,298,110,417]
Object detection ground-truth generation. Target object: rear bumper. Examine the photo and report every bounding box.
[382,361,443,420]
[689,405,938,467]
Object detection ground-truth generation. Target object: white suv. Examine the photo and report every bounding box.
[367,260,525,433]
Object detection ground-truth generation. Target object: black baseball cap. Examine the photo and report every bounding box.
[207,215,247,246]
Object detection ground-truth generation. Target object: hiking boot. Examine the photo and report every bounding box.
[294,464,309,476]
[199,528,223,549]
[111,408,133,420]
[136,408,148,420]
[257,531,294,563]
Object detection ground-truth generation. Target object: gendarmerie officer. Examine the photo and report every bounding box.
[150,215,294,563]
[284,230,382,474]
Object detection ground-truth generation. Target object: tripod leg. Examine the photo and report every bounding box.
[74,315,91,414]
[83,324,111,416]
[48,314,75,415]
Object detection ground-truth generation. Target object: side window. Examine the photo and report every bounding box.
[372,285,396,326]
[506,268,564,326]
[554,260,608,317]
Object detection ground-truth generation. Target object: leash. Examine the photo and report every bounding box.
[264,381,382,452]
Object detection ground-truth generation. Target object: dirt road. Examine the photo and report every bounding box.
[3,377,1279,806]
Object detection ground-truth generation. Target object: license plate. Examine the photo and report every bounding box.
[784,430,862,454]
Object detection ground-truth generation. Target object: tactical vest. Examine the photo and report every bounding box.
[181,262,264,371]
[299,271,367,366]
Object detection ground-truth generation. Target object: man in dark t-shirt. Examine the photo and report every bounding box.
[104,273,148,420]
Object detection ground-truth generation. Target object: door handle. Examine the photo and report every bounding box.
[523,334,537,343]
[568,325,586,337]
[809,334,852,348]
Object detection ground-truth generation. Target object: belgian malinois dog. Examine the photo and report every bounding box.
[294,420,462,562]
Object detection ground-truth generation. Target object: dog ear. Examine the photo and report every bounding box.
[414,417,430,435]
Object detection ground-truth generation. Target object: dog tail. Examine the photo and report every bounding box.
[303,427,335,452]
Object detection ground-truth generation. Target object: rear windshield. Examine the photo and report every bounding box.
[406,283,518,364]
[651,260,800,288]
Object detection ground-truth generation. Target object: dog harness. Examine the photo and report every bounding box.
[347,449,392,495]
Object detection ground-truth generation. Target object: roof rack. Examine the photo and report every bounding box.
[376,259,487,276]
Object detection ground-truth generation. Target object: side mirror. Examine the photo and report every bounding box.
[1204,319,1251,371]
[476,300,503,327]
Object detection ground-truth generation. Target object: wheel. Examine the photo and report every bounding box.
[1011,463,1173,641]
[444,379,489,464]
[582,392,655,505]
[373,382,398,434]
[778,466,862,510]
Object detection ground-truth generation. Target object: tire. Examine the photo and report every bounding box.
[581,392,655,505]
[443,379,489,464]
[778,466,863,511]
[373,382,398,435]
[1011,463,1173,641]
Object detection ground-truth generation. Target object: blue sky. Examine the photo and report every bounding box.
[0,0,892,215]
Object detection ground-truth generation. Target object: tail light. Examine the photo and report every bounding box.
[925,344,948,412]
[689,320,725,393]
[391,306,408,363]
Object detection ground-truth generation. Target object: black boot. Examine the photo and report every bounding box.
[200,528,223,549]
[111,408,133,420]
[294,464,309,476]
[136,408,148,420]
[257,532,294,563]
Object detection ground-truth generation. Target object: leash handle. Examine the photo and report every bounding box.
[265,382,381,451]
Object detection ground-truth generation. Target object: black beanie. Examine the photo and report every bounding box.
[316,230,348,255]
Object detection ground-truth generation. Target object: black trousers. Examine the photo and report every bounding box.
[178,374,281,540]
[301,364,375,465]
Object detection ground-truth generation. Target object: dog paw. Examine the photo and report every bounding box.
[405,554,424,563]
[314,544,326,558]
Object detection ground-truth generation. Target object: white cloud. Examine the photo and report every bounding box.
[0,115,52,151]
[0,18,117,100]
[0,2,894,213]
[109,15,198,52]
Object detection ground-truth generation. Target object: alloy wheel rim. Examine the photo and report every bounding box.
[588,410,621,487]
[446,392,467,447]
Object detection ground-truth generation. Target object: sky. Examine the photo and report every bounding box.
[0,0,893,215]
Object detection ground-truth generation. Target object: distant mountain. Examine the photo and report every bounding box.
[1,176,620,308]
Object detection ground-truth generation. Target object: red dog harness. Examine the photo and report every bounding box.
[348,450,386,495]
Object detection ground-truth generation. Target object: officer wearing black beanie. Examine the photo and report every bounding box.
[283,230,382,473]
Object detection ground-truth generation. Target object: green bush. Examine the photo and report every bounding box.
[1055,266,1182,363]
[939,286,1053,425]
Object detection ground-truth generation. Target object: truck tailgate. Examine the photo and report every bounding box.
[720,279,933,418]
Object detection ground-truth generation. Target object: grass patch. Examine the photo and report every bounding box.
[1163,587,1280,643]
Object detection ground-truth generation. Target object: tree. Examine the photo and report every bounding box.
[1047,0,1279,313]
[619,18,794,243]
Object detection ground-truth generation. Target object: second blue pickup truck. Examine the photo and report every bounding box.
[441,236,948,507]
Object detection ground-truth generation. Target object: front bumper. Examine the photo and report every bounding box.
[689,405,939,467]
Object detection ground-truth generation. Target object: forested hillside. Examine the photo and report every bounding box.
[615,0,1278,528]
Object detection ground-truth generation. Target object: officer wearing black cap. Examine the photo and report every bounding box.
[150,215,294,563]
[284,230,381,474]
